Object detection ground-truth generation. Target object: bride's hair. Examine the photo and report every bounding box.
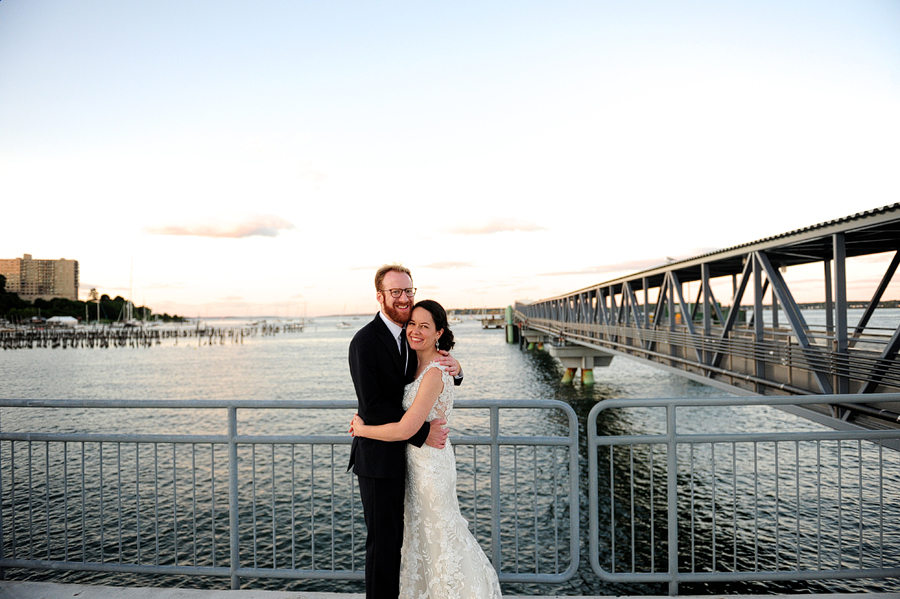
[413,299,455,351]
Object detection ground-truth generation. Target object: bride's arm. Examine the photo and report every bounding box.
[351,369,444,442]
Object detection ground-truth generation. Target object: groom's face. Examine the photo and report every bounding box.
[378,271,414,326]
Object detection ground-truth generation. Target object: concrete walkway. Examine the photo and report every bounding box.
[0,581,897,599]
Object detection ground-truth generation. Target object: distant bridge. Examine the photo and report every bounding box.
[513,204,900,432]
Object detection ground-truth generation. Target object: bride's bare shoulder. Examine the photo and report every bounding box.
[419,363,446,387]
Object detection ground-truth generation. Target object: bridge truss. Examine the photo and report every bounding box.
[515,204,900,431]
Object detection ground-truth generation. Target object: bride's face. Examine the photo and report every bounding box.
[407,307,443,352]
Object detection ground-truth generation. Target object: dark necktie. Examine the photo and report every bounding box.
[399,331,407,371]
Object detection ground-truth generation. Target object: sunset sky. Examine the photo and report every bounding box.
[2,1,898,317]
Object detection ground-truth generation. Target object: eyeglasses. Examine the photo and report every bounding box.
[381,288,416,298]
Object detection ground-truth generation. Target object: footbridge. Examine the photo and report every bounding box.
[513,203,900,432]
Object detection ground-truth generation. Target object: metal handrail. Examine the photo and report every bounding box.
[0,399,579,589]
[588,393,900,596]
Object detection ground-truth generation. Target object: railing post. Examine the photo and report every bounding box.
[667,402,679,596]
[490,405,501,573]
[228,406,241,589]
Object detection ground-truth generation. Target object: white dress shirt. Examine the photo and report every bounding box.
[378,311,405,353]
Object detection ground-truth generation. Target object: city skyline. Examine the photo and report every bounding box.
[2,2,898,317]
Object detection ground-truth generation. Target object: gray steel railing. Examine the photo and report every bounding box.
[0,399,579,589]
[521,314,900,397]
[588,393,900,595]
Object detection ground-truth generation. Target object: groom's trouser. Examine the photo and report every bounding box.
[358,474,405,599]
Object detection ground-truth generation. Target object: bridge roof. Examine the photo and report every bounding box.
[563,202,900,296]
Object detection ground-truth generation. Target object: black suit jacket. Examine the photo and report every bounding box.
[348,313,430,478]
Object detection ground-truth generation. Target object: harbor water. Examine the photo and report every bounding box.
[0,311,898,595]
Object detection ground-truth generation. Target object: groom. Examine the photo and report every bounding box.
[348,263,461,599]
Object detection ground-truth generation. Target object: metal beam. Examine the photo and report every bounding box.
[747,278,769,328]
[710,256,752,370]
[755,251,833,394]
[643,277,650,328]
[690,282,702,321]
[652,280,668,331]
[753,253,766,391]
[849,250,900,348]
[771,284,780,329]
[706,281,725,324]
[702,264,711,365]
[623,281,646,350]
[670,271,703,363]
[597,289,609,327]
[824,259,834,335]
[859,325,900,394]
[834,233,849,394]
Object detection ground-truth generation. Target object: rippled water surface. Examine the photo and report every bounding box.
[1,312,898,595]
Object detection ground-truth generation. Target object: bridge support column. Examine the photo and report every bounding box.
[582,368,595,385]
[548,345,614,385]
[521,328,550,351]
[505,306,518,343]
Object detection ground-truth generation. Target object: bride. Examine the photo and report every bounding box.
[350,299,502,599]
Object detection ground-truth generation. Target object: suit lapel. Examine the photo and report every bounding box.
[372,314,406,374]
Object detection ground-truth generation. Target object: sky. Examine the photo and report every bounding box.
[1,1,899,318]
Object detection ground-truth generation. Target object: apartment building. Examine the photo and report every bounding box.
[0,254,80,302]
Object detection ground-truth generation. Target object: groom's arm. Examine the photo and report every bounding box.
[435,351,463,386]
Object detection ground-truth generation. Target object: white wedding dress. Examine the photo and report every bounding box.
[400,361,502,599]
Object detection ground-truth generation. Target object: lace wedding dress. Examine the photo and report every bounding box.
[399,362,502,599]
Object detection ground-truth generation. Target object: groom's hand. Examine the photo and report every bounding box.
[425,419,448,449]
[435,351,461,378]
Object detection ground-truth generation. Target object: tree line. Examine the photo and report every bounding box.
[0,275,184,324]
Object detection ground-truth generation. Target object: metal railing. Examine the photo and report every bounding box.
[588,393,900,595]
[521,315,900,398]
[0,399,579,589]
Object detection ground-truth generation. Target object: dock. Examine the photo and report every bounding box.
[0,322,303,350]
[480,314,505,329]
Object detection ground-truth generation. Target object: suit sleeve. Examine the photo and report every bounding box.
[408,419,429,447]
[349,334,384,416]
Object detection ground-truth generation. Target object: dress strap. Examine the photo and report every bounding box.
[424,360,446,372]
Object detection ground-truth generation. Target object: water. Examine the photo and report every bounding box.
[1,312,898,595]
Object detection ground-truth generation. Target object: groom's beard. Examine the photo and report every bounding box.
[383,301,411,326]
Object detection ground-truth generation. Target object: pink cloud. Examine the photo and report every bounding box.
[424,262,474,270]
[144,214,296,239]
[445,219,545,235]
